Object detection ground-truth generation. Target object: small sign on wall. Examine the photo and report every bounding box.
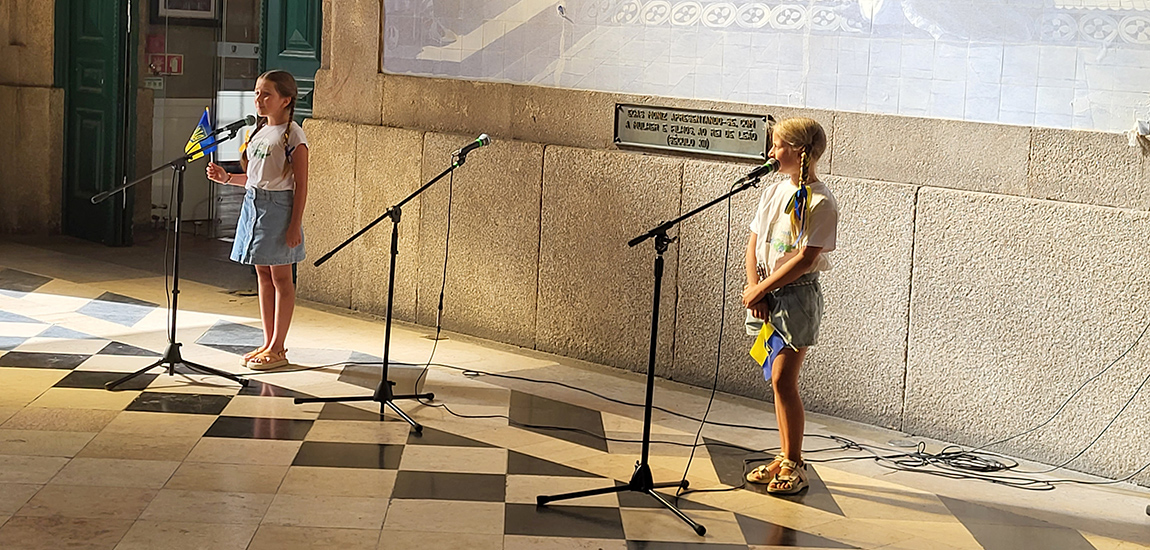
[144,77,164,90]
[147,54,184,76]
[615,104,771,161]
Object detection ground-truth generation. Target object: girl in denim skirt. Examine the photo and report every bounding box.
[206,70,309,370]
[741,117,839,494]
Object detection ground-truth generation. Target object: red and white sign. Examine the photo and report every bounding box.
[148,54,184,76]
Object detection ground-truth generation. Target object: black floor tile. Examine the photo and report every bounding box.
[203,416,314,440]
[0,351,90,370]
[507,450,599,478]
[955,523,1097,550]
[0,269,52,294]
[318,402,385,421]
[627,542,747,550]
[614,484,721,512]
[406,427,495,447]
[125,392,234,415]
[53,371,158,391]
[98,341,161,357]
[292,441,404,469]
[77,292,158,327]
[735,513,855,548]
[391,471,506,502]
[509,390,608,452]
[504,502,625,540]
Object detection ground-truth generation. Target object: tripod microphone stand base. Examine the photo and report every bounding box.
[294,377,434,433]
[105,342,248,390]
[537,462,704,535]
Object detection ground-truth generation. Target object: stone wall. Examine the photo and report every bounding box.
[300,0,1150,485]
[0,0,62,234]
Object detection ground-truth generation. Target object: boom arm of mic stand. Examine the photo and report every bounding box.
[627,176,762,248]
[91,128,243,205]
[313,156,467,268]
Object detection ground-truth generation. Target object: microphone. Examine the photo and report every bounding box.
[212,114,257,137]
[454,134,491,157]
[738,158,780,183]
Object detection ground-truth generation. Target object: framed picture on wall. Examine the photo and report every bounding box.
[151,0,219,25]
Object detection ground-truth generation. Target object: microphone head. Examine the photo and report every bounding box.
[245,114,258,126]
[765,158,780,171]
[478,133,491,146]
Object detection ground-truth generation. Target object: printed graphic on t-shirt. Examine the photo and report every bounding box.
[772,228,796,253]
[249,140,271,160]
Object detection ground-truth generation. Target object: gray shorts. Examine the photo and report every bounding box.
[744,272,824,348]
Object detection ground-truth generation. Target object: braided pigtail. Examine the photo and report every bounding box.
[281,100,297,178]
[791,147,812,243]
[240,116,268,173]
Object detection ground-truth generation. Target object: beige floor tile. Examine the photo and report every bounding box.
[0,455,69,484]
[278,466,396,497]
[16,484,156,520]
[138,489,274,524]
[27,388,140,411]
[503,535,628,550]
[0,369,69,408]
[620,508,745,544]
[261,493,390,530]
[379,530,502,550]
[806,518,920,549]
[0,484,40,515]
[75,432,199,462]
[164,462,288,493]
[0,408,17,425]
[505,475,619,507]
[16,337,108,355]
[464,425,556,449]
[1081,532,1150,550]
[382,499,504,535]
[864,520,983,549]
[113,520,258,550]
[0,516,133,550]
[219,395,322,419]
[0,407,120,432]
[396,445,507,474]
[49,458,180,489]
[0,323,48,338]
[0,429,95,457]
[304,419,411,444]
[870,537,973,550]
[184,437,302,466]
[101,411,216,438]
[250,525,380,550]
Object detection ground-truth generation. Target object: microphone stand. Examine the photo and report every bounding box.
[536,171,768,537]
[292,151,482,433]
[100,128,249,391]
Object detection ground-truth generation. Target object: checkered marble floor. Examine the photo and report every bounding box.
[0,238,1147,550]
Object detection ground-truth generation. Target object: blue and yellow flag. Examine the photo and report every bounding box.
[750,321,794,379]
[184,108,216,161]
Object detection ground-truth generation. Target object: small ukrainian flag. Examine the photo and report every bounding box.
[750,322,794,379]
[184,108,217,161]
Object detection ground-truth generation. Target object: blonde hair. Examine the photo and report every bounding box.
[241,70,299,174]
[772,117,827,186]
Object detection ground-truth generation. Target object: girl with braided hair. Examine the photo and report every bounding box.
[740,117,838,494]
[206,70,309,370]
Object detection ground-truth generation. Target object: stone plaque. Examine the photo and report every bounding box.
[614,104,770,160]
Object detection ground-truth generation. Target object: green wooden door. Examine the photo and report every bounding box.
[261,0,322,122]
[58,0,136,245]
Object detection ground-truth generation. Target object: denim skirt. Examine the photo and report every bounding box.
[230,187,306,266]
[744,272,824,348]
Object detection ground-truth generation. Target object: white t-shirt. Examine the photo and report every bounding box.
[245,121,308,191]
[748,178,839,276]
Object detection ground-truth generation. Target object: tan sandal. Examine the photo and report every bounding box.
[242,345,269,366]
[247,349,288,371]
[746,454,786,485]
[767,458,808,494]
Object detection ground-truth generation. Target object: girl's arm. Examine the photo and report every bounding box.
[206,162,247,186]
[741,246,823,308]
[286,145,309,248]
